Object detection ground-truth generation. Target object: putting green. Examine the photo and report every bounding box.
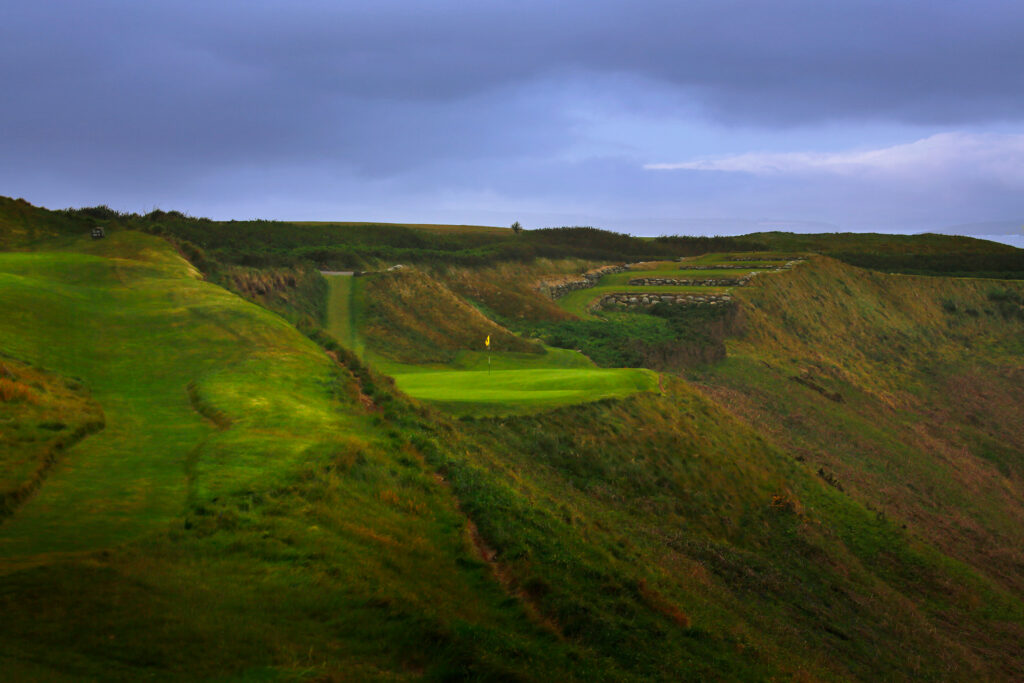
[392,367,658,415]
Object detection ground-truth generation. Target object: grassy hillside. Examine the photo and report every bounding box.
[0,232,614,680]
[440,380,1024,680]
[0,196,98,249]
[693,257,1024,597]
[3,197,1024,680]
[0,356,104,518]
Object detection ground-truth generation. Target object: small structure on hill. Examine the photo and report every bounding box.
[91,227,106,239]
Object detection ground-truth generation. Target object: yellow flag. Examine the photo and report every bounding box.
[485,335,490,348]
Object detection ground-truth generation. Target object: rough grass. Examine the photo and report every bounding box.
[692,256,1024,603]
[439,258,594,322]
[360,268,541,363]
[0,232,344,556]
[0,357,104,518]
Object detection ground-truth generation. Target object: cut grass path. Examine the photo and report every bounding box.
[324,271,364,356]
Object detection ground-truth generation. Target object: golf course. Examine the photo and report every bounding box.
[324,271,659,415]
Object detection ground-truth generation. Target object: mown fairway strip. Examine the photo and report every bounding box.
[324,272,363,355]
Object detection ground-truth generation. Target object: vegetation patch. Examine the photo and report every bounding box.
[360,268,540,363]
[0,357,104,518]
[526,303,742,371]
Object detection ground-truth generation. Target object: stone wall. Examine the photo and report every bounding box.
[727,256,805,263]
[539,263,630,299]
[596,292,733,310]
[628,275,754,287]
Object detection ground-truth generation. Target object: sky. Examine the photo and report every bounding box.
[2,1,1024,246]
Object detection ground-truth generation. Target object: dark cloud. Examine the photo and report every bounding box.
[1,1,1023,233]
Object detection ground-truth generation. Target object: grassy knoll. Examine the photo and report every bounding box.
[439,258,590,322]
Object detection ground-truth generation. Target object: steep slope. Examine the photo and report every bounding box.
[431,379,1024,680]
[694,257,1024,597]
[360,267,540,363]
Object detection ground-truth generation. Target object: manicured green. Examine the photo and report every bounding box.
[376,345,656,416]
[392,367,658,415]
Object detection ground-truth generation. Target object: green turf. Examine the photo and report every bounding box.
[391,367,658,416]
[0,232,349,557]
[374,343,656,416]
[601,268,763,284]
[324,272,364,356]
[685,253,797,266]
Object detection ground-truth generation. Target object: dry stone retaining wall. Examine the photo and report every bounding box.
[539,264,631,299]
[628,276,754,287]
[597,292,733,310]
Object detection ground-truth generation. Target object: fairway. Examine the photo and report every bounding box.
[324,272,364,355]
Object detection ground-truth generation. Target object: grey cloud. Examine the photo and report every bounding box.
[2,1,1024,233]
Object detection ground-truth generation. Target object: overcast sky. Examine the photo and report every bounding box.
[3,1,1024,244]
